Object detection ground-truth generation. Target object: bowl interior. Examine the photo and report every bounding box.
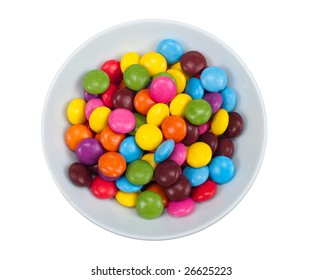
[42,19,266,240]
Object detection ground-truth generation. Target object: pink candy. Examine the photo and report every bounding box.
[85,98,104,120]
[149,76,177,103]
[108,108,135,133]
[167,197,195,217]
[169,143,187,166]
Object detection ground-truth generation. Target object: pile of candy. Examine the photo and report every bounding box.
[65,39,243,219]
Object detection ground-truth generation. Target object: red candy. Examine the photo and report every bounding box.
[90,176,118,199]
[101,60,123,84]
[190,180,217,202]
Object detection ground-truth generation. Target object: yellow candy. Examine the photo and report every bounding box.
[140,52,167,77]
[146,103,170,126]
[135,124,163,151]
[89,106,111,133]
[170,62,190,81]
[166,69,186,93]
[169,93,192,117]
[116,190,140,207]
[120,52,140,73]
[186,142,212,168]
[141,153,158,169]
[211,108,229,135]
[67,98,86,125]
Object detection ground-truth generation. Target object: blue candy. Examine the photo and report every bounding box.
[116,176,142,192]
[156,39,184,64]
[185,77,205,99]
[200,66,227,92]
[183,165,209,187]
[209,156,235,184]
[221,87,236,112]
[119,136,143,163]
[154,139,175,163]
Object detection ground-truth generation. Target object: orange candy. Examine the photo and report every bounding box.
[65,124,93,151]
[99,126,125,151]
[133,88,156,115]
[98,152,126,178]
[161,115,187,143]
[146,183,169,207]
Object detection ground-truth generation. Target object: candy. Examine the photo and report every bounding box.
[200,66,227,92]
[90,176,118,199]
[183,165,209,187]
[199,132,218,154]
[185,77,204,99]
[116,190,140,207]
[180,50,206,76]
[76,138,104,165]
[145,183,168,207]
[83,69,110,94]
[126,160,154,185]
[116,175,143,193]
[169,93,192,117]
[123,64,150,91]
[181,120,199,146]
[100,59,123,84]
[185,99,212,125]
[169,143,187,166]
[220,87,236,112]
[133,88,156,115]
[65,124,93,151]
[136,190,164,219]
[164,175,191,201]
[146,103,170,126]
[128,112,146,136]
[149,76,177,103]
[161,116,187,143]
[154,139,175,163]
[89,106,111,133]
[120,52,140,73]
[215,137,234,158]
[156,39,184,64]
[154,159,181,187]
[112,87,135,111]
[140,51,167,77]
[186,142,212,168]
[166,69,186,93]
[85,98,104,120]
[119,136,143,163]
[209,156,235,184]
[68,162,93,187]
[101,83,118,108]
[135,123,163,151]
[190,179,217,202]
[67,98,86,124]
[98,152,126,178]
[99,125,125,152]
[108,108,135,134]
[211,108,229,136]
[224,112,243,138]
[203,92,223,114]
[167,197,195,217]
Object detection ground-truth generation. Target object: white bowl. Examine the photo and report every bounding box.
[42,19,267,240]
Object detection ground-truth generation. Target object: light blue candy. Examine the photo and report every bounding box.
[156,39,184,64]
[183,165,209,187]
[119,136,143,163]
[209,156,235,184]
[200,66,227,92]
[185,77,205,99]
[221,87,236,112]
[154,139,175,163]
[116,176,143,192]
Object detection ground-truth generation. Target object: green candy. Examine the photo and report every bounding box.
[123,64,150,91]
[128,112,146,136]
[184,98,212,125]
[83,69,110,94]
[136,191,164,219]
[126,159,153,185]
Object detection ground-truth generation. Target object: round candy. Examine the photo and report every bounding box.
[65,124,93,151]
[98,152,126,178]
[199,132,218,154]
[146,103,170,126]
[181,120,199,146]
[154,139,175,163]
[200,66,227,92]
[140,52,167,77]
[83,69,110,94]
[128,112,146,136]
[190,179,217,202]
[184,99,212,125]
[76,138,104,165]
[101,83,119,109]
[180,50,206,76]
[215,137,234,158]
[156,39,184,64]
[224,112,243,138]
[112,87,135,111]
[211,108,229,136]
[85,98,104,120]
[170,61,190,81]
[99,125,125,152]
[126,160,154,185]
[169,93,192,117]
[100,59,123,84]
[165,175,191,201]
[89,106,111,133]
[133,88,156,115]
[166,69,186,93]
[161,116,187,143]
[116,176,143,193]
[141,153,158,169]
[167,197,195,217]
[169,143,187,166]
[120,51,140,73]
[135,123,163,151]
[209,156,235,184]
[116,190,140,207]
[145,183,168,207]
[221,87,236,112]
[203,92,223,114]
[149,76,177,103]
[67,98,86,124]
[90,176,118,199]
[183,165,209,187]
[186,142,212,168]
[185,77,204,99]
[119,136,143,163]
[136,190,164,219]
[123,64,150,91]
[108,108,135,134]
[68,162,93,187]
[154,159,181,187]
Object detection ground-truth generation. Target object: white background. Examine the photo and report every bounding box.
[1,0,322,279]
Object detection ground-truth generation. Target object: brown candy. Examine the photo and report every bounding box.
[225,112,243,138]
[165,175,191,201]
[215,137,234,158]
[68,162,93,187]
[112,87,135,111]
[180,51,207,76]
[154,159,181,187]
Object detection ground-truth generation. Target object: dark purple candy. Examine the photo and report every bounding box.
[203,92,222,114]
[199,132,218,154]
[225,112,243,138]
[68,162,93,187]
[112,87,135,111]
[76,138,104,165]
[165,175,191,201]
[180,51,207,76]
[215,137,234,158]
[154,159,181,187]
[181,120,199,146]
